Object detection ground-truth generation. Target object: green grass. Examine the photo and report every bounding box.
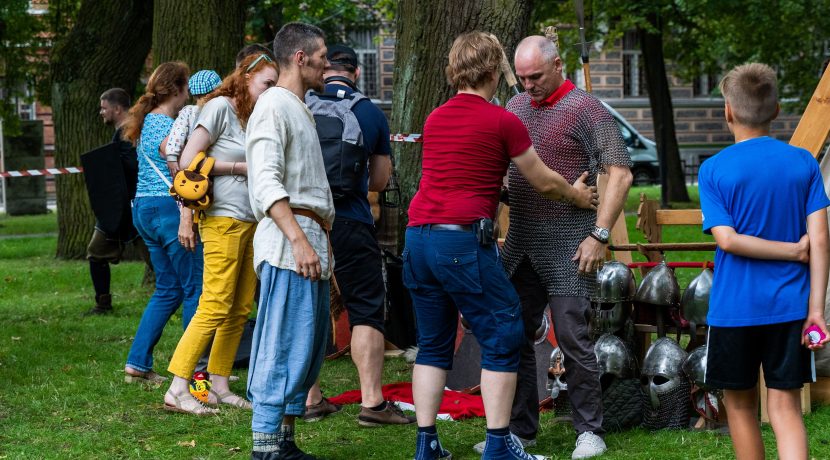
[623,185,702,214]
[2,208,830,459]
[0,211,58,236]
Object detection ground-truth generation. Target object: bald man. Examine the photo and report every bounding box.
[499,36,632,459]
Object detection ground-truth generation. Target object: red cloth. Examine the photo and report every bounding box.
[407,93,532,226]
[327,382,486,420]
[530,79,576,108]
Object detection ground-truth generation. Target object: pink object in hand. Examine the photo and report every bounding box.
[804,325,827,344]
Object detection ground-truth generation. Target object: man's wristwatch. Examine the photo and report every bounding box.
[590,226,610,244]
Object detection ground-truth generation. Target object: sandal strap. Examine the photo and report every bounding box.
[167,391,218,415]
[209,389,252,409]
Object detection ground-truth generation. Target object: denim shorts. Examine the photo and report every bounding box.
[402,226,524,372]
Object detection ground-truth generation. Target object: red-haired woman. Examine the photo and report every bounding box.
[122,62,203,384]
[162,54,278,415]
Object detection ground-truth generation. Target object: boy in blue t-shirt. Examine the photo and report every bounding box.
[699,62,830,459]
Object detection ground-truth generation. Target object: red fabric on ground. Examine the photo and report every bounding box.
[327,382,486,420]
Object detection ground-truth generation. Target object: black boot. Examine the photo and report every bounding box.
[85,294,113,315]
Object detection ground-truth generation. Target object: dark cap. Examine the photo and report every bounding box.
[327,44,358,68]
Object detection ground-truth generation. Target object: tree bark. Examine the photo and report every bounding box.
[153,0,246,76]
[638,13,690,205]
[50,0,154,259]
[391,0,533,245]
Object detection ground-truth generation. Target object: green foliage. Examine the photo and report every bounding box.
[666,0,830,110]
[532,0,830,110]
[0,0,47,135]
[245,0,395,46]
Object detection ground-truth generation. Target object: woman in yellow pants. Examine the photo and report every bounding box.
[163,54,279,415]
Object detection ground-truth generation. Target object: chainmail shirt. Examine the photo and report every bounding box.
[502,89,631,297]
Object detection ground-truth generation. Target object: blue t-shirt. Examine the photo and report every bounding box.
[316,83,391,225]
[135,113,175,198]
[699,136,830,327]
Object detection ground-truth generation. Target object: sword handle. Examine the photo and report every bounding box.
[582,62,593,93]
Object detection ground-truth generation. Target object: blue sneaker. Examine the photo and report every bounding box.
[481,433,542,460]
[414,431,452,460]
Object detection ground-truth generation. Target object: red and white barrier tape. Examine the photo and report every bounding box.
[0,167,83,178]
[390,133,423,143]
[0,133,424,177]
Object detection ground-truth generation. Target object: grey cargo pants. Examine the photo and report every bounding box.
[509,260,604,439]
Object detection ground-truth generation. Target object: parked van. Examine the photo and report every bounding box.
[602,102,660,185]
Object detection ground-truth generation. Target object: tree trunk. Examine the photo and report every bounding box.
[638,13,690,205]
[391,0,533,246]
[50,0,154,259]
[153,0,246,76]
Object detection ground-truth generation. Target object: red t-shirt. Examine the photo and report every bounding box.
[407,93,532,226]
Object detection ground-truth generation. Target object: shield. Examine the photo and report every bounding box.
[81,143,130,237]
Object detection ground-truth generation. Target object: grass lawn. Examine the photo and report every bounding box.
[2,200,830,459]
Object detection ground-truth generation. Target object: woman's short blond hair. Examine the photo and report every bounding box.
[719,63,779,128]
[446,32,503,91]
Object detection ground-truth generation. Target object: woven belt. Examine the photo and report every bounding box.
[430,224,472,232]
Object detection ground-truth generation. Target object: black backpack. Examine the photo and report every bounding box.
[306,88,368,200]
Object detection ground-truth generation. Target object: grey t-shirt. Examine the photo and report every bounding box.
[197,96,255,222]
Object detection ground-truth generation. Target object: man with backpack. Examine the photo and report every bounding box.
[304,45,412,427]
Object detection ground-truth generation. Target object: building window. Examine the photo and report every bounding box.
[13,85,36,120]
[622,30,647,97]
[348,30,379,99]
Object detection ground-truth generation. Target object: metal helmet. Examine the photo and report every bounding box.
[592,261,637,303]
[634,261,680,308]
[592,301,632,334]
[680,268,713,330]
[682,346,710,390]
[594,333,637,380]
[640,337,688,410]
[534,312,550,345]
[547,347,568,399]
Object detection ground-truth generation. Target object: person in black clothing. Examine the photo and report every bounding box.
[85,88,141,315]
[302,45,414,427]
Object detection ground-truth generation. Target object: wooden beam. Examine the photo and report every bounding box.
[789,64,830,157]
[609,242,716,251]
[655,209,703,225]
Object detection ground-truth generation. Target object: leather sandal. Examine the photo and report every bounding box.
[124,369,168,384]
[207,389,252,409]
[164,391,219,416]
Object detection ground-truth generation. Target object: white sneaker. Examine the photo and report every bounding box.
[571,432,606,459]
[473,434,536,455]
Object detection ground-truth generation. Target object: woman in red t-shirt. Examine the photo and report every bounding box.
[405,32,598,460]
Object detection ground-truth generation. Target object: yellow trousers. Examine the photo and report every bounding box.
[168,215,256,378]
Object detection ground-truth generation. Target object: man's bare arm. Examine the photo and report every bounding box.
[572,165,632,273]
[267,199,322,281]
[367,154,392,192]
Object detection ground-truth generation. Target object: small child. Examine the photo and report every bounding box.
[164,69,222,173]
[699,62,830,459]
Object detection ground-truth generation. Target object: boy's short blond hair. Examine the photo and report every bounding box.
[445,32,503,91]
[719,63,779,129]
